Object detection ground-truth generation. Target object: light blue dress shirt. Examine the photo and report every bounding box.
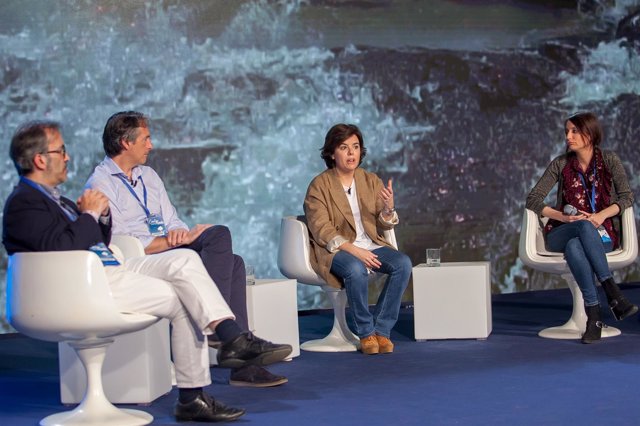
[85,157,188,247]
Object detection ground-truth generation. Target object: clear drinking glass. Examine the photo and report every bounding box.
[426,248,441,267]
[245,265,256,285]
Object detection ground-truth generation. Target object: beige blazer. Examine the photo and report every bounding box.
[303,167,396,289]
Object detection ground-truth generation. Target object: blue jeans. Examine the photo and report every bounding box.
[330,246,412,338]
[546,221,613,306]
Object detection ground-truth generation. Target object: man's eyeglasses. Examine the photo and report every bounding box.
[45,145,67,156]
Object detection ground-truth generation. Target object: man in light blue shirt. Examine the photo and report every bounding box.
[86,111,287,388]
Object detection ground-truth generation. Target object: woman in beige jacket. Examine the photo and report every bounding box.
[304,124,412,355]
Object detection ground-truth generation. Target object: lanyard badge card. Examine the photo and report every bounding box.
[147,213,168,237]
[89,242,121,266]
[598,227,612,243]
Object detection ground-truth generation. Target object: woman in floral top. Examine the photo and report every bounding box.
[526,112,637,344]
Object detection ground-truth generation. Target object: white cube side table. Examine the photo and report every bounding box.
[59,319,172,404]
[413,262,492,341]
[246,278,300,359]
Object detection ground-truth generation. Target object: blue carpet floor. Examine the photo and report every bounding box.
[2,285,640,425]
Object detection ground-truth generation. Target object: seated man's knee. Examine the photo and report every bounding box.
[167,294,188,320]
[205,225,231,245]
[171,248,204,266]
[233,254,245,271]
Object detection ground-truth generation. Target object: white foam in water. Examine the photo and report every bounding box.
[560,40,640,107]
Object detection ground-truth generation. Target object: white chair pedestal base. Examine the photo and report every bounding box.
[60,319,172,404]
[538,274,621,340]
[45,340,153,426]
[301,287,359,352]
[538,323,621,339]
[300,327,359,352]
[41,408,152,426]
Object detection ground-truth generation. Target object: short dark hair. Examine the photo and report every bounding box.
[320,123,367,169]
[565,112,602,147]
[102,111,149,157]
[10,121,61,176]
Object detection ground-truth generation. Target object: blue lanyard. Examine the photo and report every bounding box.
[578,168,597,213]
[114,173,151,217]
[21,177,78,221]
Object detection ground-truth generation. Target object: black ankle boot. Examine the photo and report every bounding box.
[581,304,603,344]
[601,278,638,321]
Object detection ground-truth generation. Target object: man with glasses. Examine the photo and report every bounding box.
[3,121,292,422]
[85,111,286,388]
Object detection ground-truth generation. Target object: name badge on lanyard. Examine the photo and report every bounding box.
[89,242,121,266]
[115,173,167,237]
[579,170,611,243]
[147,213,167,236]
[598,227,612,243]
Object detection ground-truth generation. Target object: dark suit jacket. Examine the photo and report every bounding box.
[2,180,111,255]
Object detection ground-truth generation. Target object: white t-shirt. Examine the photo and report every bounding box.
[343,180,382,251]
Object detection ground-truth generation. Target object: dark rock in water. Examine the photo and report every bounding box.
[183,70,278,103]
[578,0,611,16]
[601,94,640,160]
[334,45,569,123]
[311,0,393,9]
[230,73,278,100]
[0,57,29,92]
[616,9,640,45]
[537,41,584,75]
[146,144,235,215]
[454,0,577,7]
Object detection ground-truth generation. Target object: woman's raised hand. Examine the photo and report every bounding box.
[378,178,394,212]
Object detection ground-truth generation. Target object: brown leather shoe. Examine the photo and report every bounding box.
[376,335,394,354]
[360,335,379,355]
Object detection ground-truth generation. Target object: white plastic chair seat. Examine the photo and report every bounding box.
[536,248,623,258]
[518,207,638,339]
[277,215,397,352]
[7,250,158,425]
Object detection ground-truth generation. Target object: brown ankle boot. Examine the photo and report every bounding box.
[359,335,379,355]
[375,335,394,354]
